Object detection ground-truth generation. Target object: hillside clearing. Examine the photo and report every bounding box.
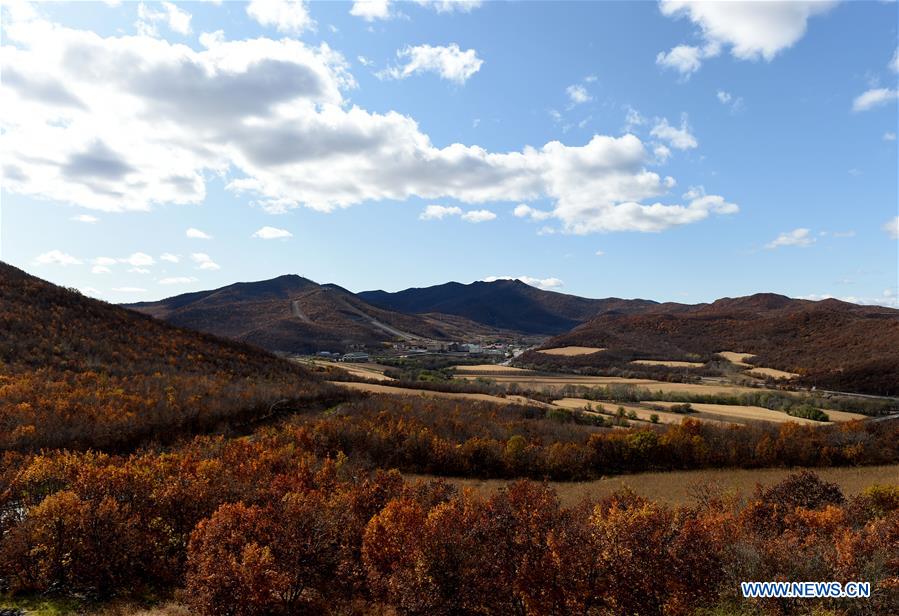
[718,351,756,367]
[748,367,800,380]
[537,346,606,356]
[631,359,704,368]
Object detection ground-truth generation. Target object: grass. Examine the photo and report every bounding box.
[0,597,189,616]
[407,464,899,507]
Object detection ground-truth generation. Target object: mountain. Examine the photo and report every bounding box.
[125,274,505,353]
[525,293,899,395]
[359,279,657,335]
[0,263,338,451]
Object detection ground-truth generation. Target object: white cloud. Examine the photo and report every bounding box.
[357,55,374,67]
[381,44,483,84]
[656,44,708,76]
[884,132,897,142]
[890,48,899,73]
[71,214,98,223]
[624,106,646,130]
[191,252,220,270]
[160,253,180,263]
[136,1,192,36]
[483,275,563,290]
[566,84,592,105]
[186,227,212,240]
[799,292,899,310]
[513,203,551,221]
[159,276,198,285]
[252,225,293,239]
[91,265,111,274]
[461,209,496,223]
[716,90,732,104]
[650,115,698,150]
[766,228,815,249]
[883,216,899,240]
[350,0,391,21]
[658,1,835,75]
[594,249,605,256]
[653,145,672,163]
[120,252,155,267]
[0,10,737,236]
[852,88,899,112]
[415,0,482,13]
[247,0,314,34]
[420,204,463,220]
[35,249,82,266]
[112,287,147,293]
[128,267,150,274]
[93,256,117,266]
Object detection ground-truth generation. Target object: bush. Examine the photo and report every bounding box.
[787,404,829,422]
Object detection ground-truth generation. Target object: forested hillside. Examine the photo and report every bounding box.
[0,263,341,450]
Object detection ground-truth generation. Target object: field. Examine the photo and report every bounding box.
[331,380,553,407]
[748,367,800,379]
[717,350,756,366]
[453,364,538,373]
[536,346,605,356]
[305,359,395,381]
[630,359,704,367]
[413,464,899,507]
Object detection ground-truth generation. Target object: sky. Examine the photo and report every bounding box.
[1,0,897,306]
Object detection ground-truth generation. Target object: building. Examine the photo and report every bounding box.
[340,352,370,362]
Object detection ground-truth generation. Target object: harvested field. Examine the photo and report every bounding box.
[631,359,704,368]
[453,364,536,374]
[457,372,772,397]
[748,367,800,380]
[718,351,756,367]
[410,464,899,507]
[552,398,717,426]
[648,401,822,425]
[306,360,395,382]
[537,346,606,356]
[330,381,551,407]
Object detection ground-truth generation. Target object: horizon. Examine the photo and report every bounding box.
[2,0,897,306]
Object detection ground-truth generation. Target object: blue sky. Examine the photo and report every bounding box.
[1,0,897,306]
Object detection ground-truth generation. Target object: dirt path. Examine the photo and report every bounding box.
[290,300,312,324]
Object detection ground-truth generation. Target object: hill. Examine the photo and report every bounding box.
[359,279,657,334]
[126,275,508,353]
[0,263,341,451]
[524,293,899,395]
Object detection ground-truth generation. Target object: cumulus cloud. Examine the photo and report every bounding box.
[766,228,815,249]
[420,205,494,222]
[136,1,193,37]
[513,203,552,221]
[159,276,198,285]
[350,0,391,21]
[656,44,708,76]
[594,249,605,256]
[160,253,180,263]
[420,205,462,220]
[658,1,835,75]
[120,252,156,266]
[650,115,698,150]
[416,0,482,13]
[191,252,220,270]
[891,48,899,73]
[380,44,483,84]
[128,267,151,274]
[252,225,293,239]
[461,209,496,223]
[566,84,592,105]
[186,227,212,240]
[72,214,98,223]
[716,90,731,104]
[0,10,736,235]
[483,275,563,290]
[91,265,111,274]
[884,132,897,142]
[247,0,314,34]
[883,216,899,240]
[35,249,82,266]
[94,256,117,266]
[852,88,899,112]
